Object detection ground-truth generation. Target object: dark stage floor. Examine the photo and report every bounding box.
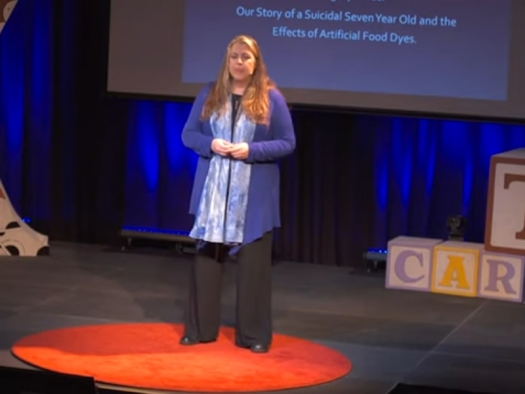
[0,242,524,394]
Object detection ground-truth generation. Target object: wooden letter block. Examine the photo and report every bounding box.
[485,148,525,255]
[431,241,483,297]
[477,251,525,303]
[386,236,443,292]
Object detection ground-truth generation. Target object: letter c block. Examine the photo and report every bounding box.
[386,236,443,292]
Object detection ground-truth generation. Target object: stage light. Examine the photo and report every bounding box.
[363,248,387,273]
[119,226,196,254]
[446,215,466,241]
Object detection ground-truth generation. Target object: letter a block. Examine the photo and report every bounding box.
[431,241,483,297]
[477,251,525,303]
[485,148,525,255]
[386,236,443,292]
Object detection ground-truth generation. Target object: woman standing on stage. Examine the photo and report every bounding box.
[179,35,296,353]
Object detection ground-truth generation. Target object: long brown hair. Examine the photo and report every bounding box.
[200,35,275,124]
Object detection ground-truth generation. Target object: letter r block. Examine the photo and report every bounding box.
[485,148,525,255]
[478,251,525,303]
[431,241,483,297]
[386,236,443,292]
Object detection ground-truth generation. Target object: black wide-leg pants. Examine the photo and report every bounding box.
[182,232,273,347]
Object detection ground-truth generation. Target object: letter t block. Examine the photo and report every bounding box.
[485,148,525,255]
[478,250,525,303]
[386,236,443,292]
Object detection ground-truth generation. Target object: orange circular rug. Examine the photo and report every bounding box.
[11,323,351,392]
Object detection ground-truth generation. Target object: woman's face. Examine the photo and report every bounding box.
[228,42,256,83]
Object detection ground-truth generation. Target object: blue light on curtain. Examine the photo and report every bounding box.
[136,101,160,193]
[0,0,26,213]
[418,121,437,196]
[26,0,53,223]
[123,99,197,234]
[391,118,413,208]
[369,118,525,247]
[164,102,194,173]
[0,0,53,222]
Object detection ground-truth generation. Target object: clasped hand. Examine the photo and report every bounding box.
[211,138,249,160]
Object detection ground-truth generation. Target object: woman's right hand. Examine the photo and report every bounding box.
[211,138,232,156]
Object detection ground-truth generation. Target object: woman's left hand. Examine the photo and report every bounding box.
[229,143,249,160]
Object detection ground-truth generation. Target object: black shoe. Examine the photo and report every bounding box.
[250,344,269,353]
[179,336,199,345]
[180,336,217,346]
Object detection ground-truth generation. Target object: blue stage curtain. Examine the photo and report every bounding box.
[0,0,53,222]
[275,113,525,265]
[122,100,197,234]
[1,0,524,265]
[122,102,525,265]
[0,0,129,243]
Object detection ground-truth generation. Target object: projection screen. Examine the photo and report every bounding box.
[106,0,525,122]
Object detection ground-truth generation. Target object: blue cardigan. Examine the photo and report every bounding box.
[181,83,296,248]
